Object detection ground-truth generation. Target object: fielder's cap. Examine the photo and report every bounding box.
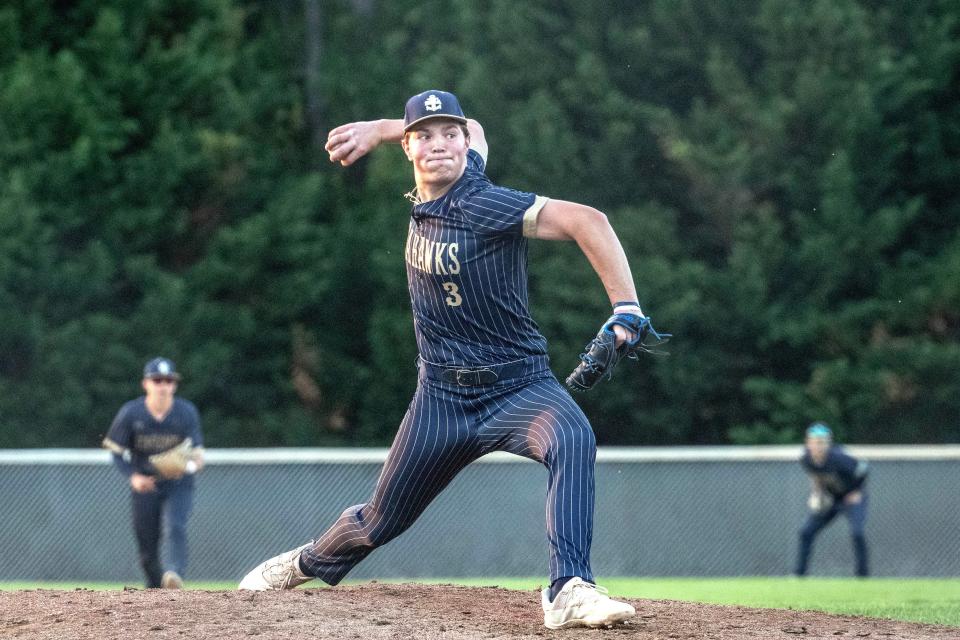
[403,90,467,132]
[806,422,833,440]
[143,357,181,380]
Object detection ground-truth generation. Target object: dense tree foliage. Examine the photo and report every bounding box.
[1,0,957,447]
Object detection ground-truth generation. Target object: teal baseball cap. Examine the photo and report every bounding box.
[806,422,833,440]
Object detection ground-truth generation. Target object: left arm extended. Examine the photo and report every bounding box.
[532,198,640,313]
[532,199,667,391]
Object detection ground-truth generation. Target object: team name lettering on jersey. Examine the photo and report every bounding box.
[404,227,460,275]
[134,432,184,455]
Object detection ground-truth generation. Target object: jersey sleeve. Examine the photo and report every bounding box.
[836,451,856,474]
[102,402,133,455]
[459,185,549,237]
[838,450,869,487]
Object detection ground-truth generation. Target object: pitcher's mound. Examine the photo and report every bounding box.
[1,583,955,639]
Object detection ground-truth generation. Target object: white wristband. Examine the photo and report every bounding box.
[613,304,644,317]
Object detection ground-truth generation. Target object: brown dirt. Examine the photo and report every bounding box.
[0,583,956,640]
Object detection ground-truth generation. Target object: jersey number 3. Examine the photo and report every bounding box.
[442,282,462,307]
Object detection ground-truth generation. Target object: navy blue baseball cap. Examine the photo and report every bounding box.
[806,422,833,440]
[143,357,181,380]
[403,90,467,132]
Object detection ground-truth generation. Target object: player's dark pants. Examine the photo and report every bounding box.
[131,476,194,587]
[795,493,869,577]
[302,355,596,585]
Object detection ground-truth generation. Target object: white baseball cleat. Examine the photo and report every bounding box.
[541,577,636,629]
[238,543,314,591]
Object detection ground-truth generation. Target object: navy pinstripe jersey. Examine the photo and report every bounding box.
[405,149,549,367]
[802,446,869,497]
[102,398,203,475]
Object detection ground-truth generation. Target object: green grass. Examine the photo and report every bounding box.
[378,577,960,626]
[605,576,960,625]
[3,577,958,627]
[424,577,960,627]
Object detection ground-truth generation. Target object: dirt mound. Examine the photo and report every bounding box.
[0,583,955,639]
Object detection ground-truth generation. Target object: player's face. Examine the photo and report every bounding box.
[805,436,830,463]
[402,119,469,195]
[142,376,178,401]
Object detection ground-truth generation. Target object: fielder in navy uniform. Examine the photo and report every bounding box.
[795,422,869,577]
[103,357,205,588]
[240,90,653,628]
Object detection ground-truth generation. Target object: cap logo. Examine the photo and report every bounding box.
[158,361,170,374]
[424,94,442,112]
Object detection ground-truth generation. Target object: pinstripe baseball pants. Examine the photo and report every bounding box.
[301,355,596,585]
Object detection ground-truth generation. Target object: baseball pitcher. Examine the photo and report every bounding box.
[238,90,667,629]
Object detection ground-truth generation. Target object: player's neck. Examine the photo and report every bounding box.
[414,173,459,203]
[417,182,453,202]
[145,395,173,420]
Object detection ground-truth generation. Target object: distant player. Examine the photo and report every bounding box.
[795,422,869,577]
[102,357,205,588]
[239,90,663,629]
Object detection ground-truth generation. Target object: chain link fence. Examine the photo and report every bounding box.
[1,446,958,583]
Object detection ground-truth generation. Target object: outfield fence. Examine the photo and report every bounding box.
[1,446,958,583]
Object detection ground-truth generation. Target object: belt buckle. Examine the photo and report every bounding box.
[455,369,478,386]
[455,368,498,386]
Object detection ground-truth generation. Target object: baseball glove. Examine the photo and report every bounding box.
[148,438,194,479]
[565,313,670,391]
[807,490,834,514]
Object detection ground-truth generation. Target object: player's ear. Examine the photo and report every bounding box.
[401,134,413,161]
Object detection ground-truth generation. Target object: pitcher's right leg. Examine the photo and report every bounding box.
[240,381,479,590]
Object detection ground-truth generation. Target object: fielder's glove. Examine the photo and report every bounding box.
[565,312,670,391]
[807,490,834,514]
[148,438,196,480]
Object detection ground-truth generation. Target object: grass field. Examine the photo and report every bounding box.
[3,577,958,627]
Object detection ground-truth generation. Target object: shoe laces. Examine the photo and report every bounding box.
[568,580,610,606]
[263,550,301,587]
[277,571,299,589]
[265,565,301,590]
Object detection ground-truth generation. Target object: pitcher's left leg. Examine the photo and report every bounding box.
[481,375,635,628]
[480,375,595,583]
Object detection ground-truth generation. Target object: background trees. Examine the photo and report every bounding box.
[1,0,957,447]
